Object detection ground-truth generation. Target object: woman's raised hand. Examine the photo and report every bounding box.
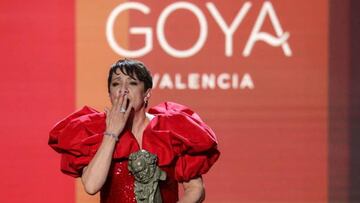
[104,91,132,138]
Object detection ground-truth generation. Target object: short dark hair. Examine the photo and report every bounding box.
[107,59,153,93]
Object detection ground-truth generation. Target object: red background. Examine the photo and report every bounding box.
[0,0,358,202]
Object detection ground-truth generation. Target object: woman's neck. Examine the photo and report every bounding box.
[130,107,149,137]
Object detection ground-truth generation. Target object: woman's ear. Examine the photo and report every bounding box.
[144,89,152,107]
[144,89,152,100]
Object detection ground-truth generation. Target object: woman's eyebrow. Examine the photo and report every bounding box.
[127,76,138,81]
[112,77,121,81]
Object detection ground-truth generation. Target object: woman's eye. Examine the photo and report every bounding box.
[112,82,119,87]
[130,82,138,85]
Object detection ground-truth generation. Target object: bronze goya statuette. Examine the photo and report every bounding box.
[128,149,167,203]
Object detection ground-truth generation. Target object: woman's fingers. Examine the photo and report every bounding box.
[120,94,128,112]
[105,92,131,136]
[114,91,125,112]
[104,107,110,115]
[124,99,133,118]
[110,91,119,112]
[114,90,122,110]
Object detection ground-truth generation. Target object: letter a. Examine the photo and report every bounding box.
[243,2,292,57]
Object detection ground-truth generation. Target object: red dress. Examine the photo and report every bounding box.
[49,102,220,203]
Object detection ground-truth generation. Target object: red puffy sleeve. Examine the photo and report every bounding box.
[148,102,220,182]
[48,106,106,177]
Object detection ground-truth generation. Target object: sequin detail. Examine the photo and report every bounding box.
[100,161,136,203]
[100,161,179,203]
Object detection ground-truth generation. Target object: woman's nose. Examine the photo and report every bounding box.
[120,85,129,95]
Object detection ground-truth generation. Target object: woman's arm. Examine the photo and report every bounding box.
[81,92,132,195]
[178,177,205,203]
[81,136,117,195]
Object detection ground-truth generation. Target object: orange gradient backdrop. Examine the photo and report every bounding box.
[0,0,333,203]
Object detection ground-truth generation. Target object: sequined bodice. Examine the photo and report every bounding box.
[100,160,179,203]
[100,161,136,203]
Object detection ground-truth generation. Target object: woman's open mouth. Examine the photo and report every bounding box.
[126,98,130,110]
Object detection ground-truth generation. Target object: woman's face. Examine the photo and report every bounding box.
[109,69,150,111]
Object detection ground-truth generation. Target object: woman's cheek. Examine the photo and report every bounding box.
[132,98,143,111]
[109,95,115,105]
[109,89,118,104]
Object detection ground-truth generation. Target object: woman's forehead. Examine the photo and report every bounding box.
[112,69,138,80]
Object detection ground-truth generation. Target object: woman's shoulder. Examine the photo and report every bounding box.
[148,101,198,116]
[148,101,206,127]
[48,106,106,177]
[147,101,218,152]
[146,101,220,182]
[59,105,105,124]
[50,106,105,134]
[49,106,106,153]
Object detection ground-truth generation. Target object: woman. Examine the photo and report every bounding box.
[49,59,220,203]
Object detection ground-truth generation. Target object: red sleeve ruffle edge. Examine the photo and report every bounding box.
[48,106,105,177]
[148,102,220,182]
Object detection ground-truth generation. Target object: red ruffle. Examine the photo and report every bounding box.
[147,102,220,182]
[49,102,220,181]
